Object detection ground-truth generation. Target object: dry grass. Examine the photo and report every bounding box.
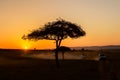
[0,49,120,80]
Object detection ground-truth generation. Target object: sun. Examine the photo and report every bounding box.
[21,40,31,50]
[24,46,28,50]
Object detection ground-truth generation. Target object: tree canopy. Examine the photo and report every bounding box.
[22,18,86,67]
[22,18,86,41]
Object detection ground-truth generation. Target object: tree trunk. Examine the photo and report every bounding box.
[55,49,59,68]
[55,40,60,68]
[55,39,62,68]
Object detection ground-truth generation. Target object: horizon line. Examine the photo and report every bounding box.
[0,44,120,50]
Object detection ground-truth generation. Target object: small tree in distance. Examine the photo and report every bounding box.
[57,46,71,60]
[22,18,86,68]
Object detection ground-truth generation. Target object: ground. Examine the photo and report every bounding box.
[0,49,120,80]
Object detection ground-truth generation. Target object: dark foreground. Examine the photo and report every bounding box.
[0,49,120,80]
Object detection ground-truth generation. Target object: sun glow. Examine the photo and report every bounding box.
[24,46,28,50]
[21,40,31,50]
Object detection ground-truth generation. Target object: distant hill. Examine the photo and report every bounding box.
[71,45,120,50]
[0,45,120,51]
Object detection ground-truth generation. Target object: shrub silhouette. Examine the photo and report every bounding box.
[22,18,86,67]
[55,46,71,60]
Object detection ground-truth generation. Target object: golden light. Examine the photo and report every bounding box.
[21,40,31,50]
[24,46,28,50]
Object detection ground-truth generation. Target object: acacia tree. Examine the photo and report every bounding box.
[22,18,86,67]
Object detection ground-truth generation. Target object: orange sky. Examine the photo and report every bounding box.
[0,0,120,49]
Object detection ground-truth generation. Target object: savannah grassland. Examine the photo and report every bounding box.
[0,49,120,80]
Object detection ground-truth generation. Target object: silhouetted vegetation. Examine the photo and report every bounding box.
[54,46,71,60]
[22,18,86,67]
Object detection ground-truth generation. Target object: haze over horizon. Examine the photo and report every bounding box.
[0,0,120,49]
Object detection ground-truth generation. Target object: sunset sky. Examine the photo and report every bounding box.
[0,0,120,49]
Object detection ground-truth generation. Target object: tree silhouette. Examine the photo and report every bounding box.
[22,18,86,67]
[57,46,71,60]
